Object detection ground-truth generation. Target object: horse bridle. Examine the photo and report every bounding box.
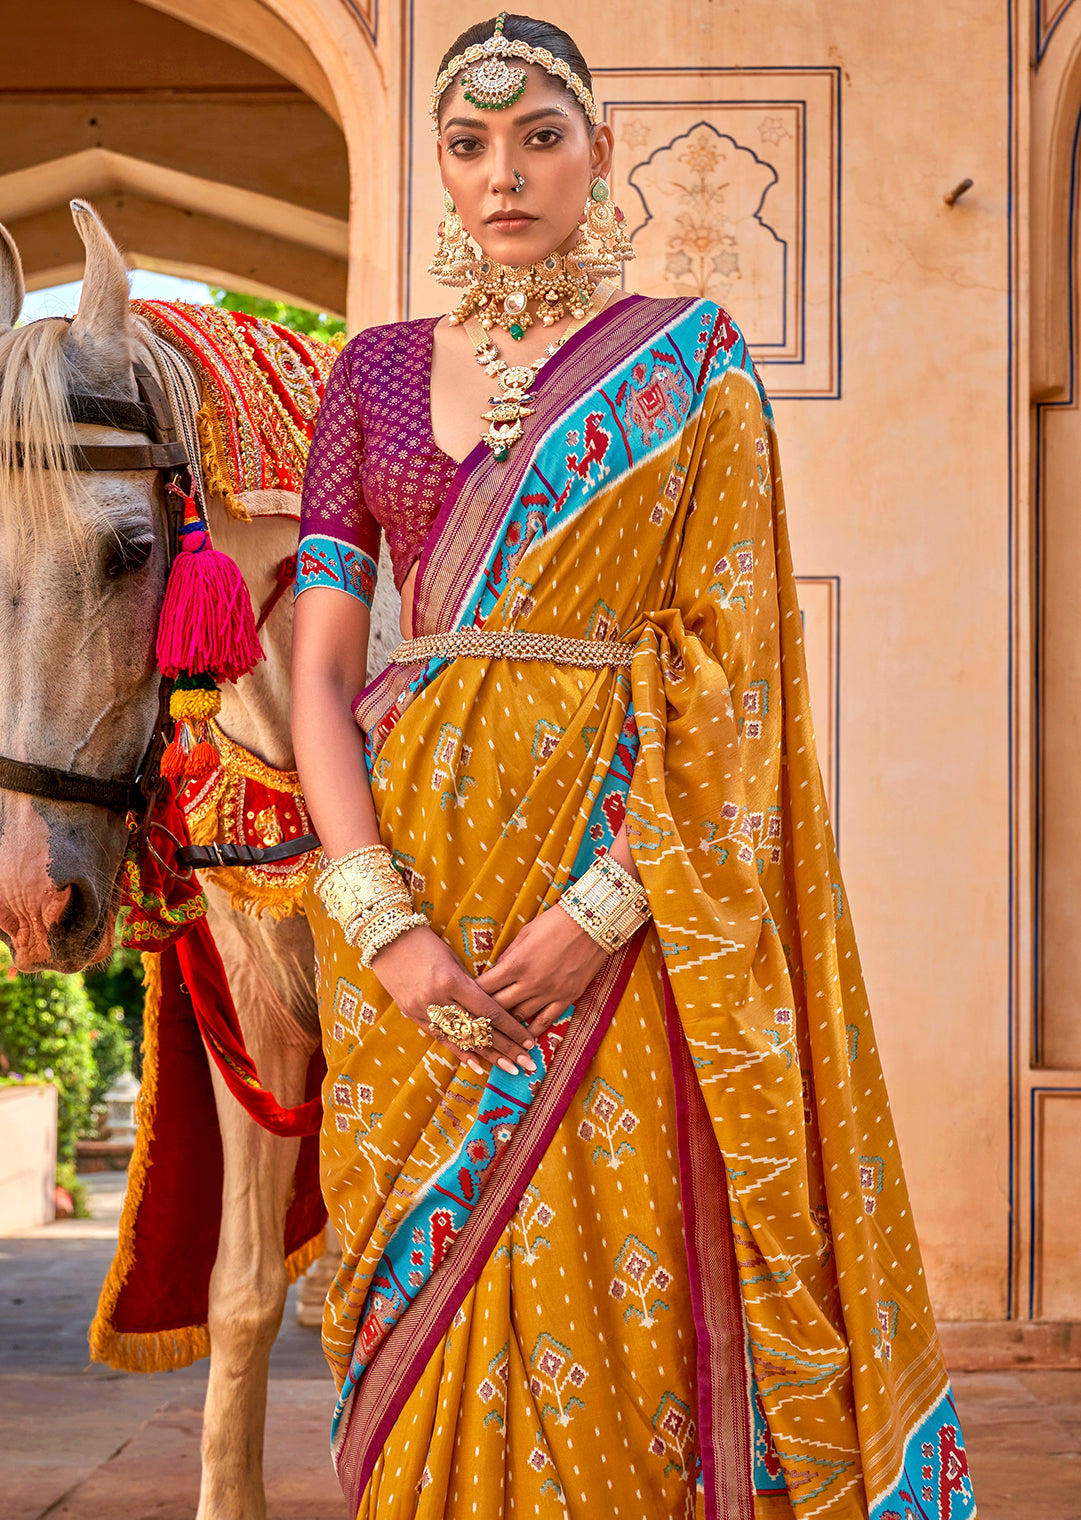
[0,357,188,839]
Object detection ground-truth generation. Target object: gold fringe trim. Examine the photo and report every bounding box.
[286,1227,327,1285]
[88,952,177,1370]
[89,949,324,1372]
[196,399,250,523]
[199,864,309,921]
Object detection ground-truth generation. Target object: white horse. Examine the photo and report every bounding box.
[0,201,338,1519]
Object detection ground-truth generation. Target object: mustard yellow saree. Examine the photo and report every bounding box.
[312,295,976,1519]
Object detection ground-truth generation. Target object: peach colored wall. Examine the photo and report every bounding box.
[108,0,1059,1322]
[398,0,1021,1321]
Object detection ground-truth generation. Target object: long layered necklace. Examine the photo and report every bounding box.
[463,277,615,462]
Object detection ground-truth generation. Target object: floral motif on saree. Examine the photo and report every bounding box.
[312,295,977,1520]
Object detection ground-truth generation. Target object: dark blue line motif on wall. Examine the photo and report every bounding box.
[626,121,788,349]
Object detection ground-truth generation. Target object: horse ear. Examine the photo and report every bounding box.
[0,221,25,333]
[68,199,133,369]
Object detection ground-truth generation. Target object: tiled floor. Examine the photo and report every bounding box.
[0,1174,1076,1518]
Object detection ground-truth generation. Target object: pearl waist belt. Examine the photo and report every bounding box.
[389,629,634,669]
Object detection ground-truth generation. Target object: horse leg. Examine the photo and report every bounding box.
[195,1038,314,1520]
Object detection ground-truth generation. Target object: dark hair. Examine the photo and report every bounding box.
[436,13,593,122]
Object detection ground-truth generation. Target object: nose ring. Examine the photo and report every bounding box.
[512,170,524,193]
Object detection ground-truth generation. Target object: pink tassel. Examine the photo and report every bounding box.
[156,492,264,683]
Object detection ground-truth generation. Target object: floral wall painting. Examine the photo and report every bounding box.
[626,121,786,347]
[597,68,840,397]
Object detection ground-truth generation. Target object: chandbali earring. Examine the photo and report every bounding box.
[429,189,478,288]
[575,177,635,277]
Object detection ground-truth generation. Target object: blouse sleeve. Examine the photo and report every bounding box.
[296,337,381,611]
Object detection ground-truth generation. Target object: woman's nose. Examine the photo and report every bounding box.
[488,152,519,197]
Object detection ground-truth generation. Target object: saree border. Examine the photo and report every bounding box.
[352,294,699,744]
[414,293,699,636]
[334,924,648,1514]
[663,970,756,1520]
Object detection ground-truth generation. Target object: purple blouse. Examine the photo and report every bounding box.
[296,318,462,604]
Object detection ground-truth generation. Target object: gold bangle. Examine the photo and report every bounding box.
[315,845,410,931]
[359,908,429,968]
[559,854,651,952]
[427,1002,494,1051]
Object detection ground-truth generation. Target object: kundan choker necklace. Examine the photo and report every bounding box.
[463,277,615,462]
[449,249,602,340]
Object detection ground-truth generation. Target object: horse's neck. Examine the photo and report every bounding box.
[207,499,297,774]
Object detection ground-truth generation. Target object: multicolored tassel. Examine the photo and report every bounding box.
[156,486,264,782]
[160,674,221,781]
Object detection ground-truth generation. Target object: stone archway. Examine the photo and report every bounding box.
[0,0,362,316]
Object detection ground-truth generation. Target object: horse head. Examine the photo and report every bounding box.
[0,202,171,971]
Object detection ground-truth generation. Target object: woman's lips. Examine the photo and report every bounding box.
[486,213,536,230]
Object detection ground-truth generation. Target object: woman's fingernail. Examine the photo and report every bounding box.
[498,1058,517,1076]
[469,1058,484,1075]
[517,1056,536,1073]
[524,1038,535,1050]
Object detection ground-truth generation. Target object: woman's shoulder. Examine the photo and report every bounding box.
[341,315,439,364]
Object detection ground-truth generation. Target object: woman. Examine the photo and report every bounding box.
[292,15,977,1519]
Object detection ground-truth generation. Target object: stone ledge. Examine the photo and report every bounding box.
[940,1320,1081,1370]
[75,1139,134,1173]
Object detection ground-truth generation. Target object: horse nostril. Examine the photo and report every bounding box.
[54,880,96,941]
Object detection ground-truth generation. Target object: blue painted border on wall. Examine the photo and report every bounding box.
[406,54,842,400]
[1037,0,1078,61]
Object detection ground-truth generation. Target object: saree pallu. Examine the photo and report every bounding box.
[312,295,977,1519]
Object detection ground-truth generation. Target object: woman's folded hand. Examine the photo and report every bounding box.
[477,907,610,1037]
[370,922,537,1078]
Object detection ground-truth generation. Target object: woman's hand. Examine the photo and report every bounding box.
[477,906,610,1037]
[370,923,538,1078]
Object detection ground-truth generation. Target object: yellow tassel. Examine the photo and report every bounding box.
[169,687,222,722]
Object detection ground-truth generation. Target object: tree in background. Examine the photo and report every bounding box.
[84,946,145,1080]
[0,946,134,1161]
[211,288,345,343]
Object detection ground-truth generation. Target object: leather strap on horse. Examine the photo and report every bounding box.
[10,439,190,472]
[0,756,139,815]
[177,833,320,869]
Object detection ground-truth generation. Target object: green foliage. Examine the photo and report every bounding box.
[0,945,134,1162]
[84,947,145,1079]
[210,288,346,343]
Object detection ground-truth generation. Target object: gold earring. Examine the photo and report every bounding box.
[575,177,635,277]
[429,190,478,288]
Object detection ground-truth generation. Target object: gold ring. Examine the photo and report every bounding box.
[427,1002,494,1051]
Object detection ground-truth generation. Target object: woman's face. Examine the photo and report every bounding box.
[437,64,614,267]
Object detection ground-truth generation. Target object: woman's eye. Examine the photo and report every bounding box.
[104,536,153,579]
[529,129,562,147]
[448,137,481,155]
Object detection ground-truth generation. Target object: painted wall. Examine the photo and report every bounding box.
[399,0,1018,1321]
[15,0,1063,1322]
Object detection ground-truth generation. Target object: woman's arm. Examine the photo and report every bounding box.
[292,587,536,1076]
[476,821,643,1036]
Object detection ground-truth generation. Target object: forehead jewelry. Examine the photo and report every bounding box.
[431,12,598,130]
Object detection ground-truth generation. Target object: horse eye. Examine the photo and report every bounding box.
[104,535,154,579]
